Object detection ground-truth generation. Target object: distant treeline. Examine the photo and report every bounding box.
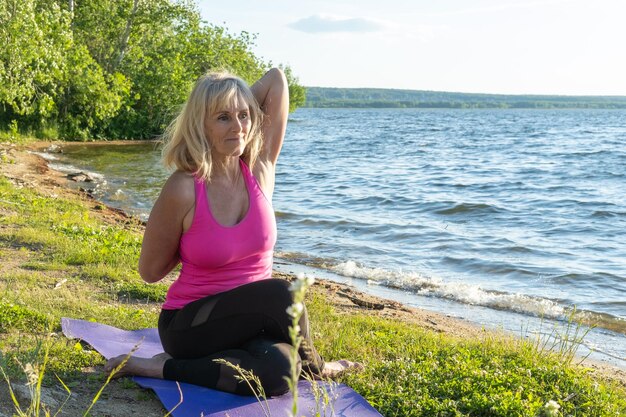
[304,87,626,109]
[0,0,305,141]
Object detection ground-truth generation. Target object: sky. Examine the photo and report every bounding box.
[198,0,626,96]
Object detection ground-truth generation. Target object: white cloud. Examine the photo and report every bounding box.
[288,14,384,33]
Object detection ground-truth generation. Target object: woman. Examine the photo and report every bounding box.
[104,68,360,396]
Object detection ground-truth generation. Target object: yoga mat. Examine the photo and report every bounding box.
[62,318,382,417]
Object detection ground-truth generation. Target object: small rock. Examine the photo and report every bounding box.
[79,187,95,197]
[67,172,93,182]
[46,144,63,153]
[11,383,63,409]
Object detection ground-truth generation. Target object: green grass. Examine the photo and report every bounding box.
[0,175,142,269]
[309,304,626,416]
[0,165,625,416]
[114,280,168,303]
[0,301,51,333]
[0,125,58,144]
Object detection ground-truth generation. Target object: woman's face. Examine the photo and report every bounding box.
[204,95,251,159]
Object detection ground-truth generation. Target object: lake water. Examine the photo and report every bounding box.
[39,108,626,367]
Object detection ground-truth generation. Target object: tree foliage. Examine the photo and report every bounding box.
[0,0,305,140]
[282,66,307,112]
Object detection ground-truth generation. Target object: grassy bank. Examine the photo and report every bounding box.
[0,128,57,145]
[0,147,625,416]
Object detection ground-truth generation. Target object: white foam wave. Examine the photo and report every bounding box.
[30,151,59,161]
[47,162,105,180]
[330,260,566,319]
[47,162,82,173]
[109,189,128,201]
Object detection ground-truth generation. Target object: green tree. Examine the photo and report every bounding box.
[0,0,131,139]
[282,65,306,111]
[0,0,71,127]
[57,44,131,140]
[1,0,307,140]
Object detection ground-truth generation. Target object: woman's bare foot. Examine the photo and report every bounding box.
[104,352,172,379]
[321,360,364,379]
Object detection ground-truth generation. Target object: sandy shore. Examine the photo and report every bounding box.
[1,141,624,415]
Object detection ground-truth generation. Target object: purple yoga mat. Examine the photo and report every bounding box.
[61,318,382,417]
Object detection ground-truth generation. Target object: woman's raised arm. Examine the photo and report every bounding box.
[251,68,289,165]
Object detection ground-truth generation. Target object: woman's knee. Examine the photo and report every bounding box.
[258,342,300,397]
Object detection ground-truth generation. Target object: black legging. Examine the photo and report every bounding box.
[158,279,325,396]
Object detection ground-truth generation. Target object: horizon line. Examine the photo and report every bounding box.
[304,86,626,99]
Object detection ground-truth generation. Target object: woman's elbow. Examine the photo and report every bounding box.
[140,271,161,284]
[268,67,287,85]
[138,259,168,283]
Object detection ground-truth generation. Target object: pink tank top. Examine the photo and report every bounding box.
[162,159,277,309]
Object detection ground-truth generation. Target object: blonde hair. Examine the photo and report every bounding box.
[161,72,264,182]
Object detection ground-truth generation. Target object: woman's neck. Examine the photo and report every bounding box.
[210,155,241,184]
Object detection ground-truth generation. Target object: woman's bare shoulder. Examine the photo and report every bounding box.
[159,170,196,208]
[166,170,195,185]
